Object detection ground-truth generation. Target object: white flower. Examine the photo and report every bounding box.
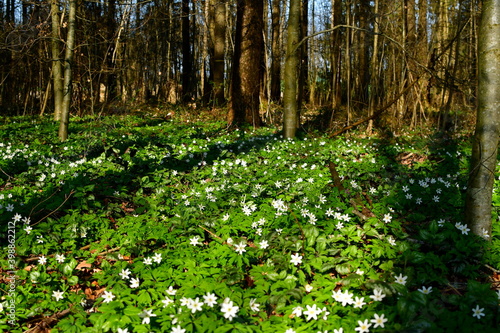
[371,313,388,328]
[259,240,269,249]
[226,237,234,245]
[291,306,303,317]
[152,253,162,263]
[143,257,153,265]
[119,269,131,280]
[203,292,218,307]
[186,297,204,313]
[190,236,201,246]
[166,286,177,295]
[161,296,174,307]
[303,304,321,321]
[334,329,344,333]
[353,296,366,308]
[102,290,115,303]
[138,309,156,324]
[171,325,186,333]
[38,255,47,265]
[24,225,33,235]
[117,328,129,333]
[383,214,392,223]
[130,277,140,288]
[355,319,372,333]
[52,290,64,301]
[418,286,433,295]
[305,284,313,292]
[321,307,330,320]
[394,273,408,285]
[290,253,302,266]
[370,289,386,301]
[220,298,239,321]
[284,329,296,333]
[234,242,246,255]
[249,298,260,312]
[472,305,485,319]
[55,254,66,263]
[333,289,354,307]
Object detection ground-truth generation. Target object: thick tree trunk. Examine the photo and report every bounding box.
[283,0,300,138]
[228,0,264,127]
[465,0,500,239]
[51,0,63,121]
[58,0,76,141]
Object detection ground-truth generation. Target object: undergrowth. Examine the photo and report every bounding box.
[0,112,499,332]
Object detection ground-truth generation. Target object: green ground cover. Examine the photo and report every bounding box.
[0,113,499,332]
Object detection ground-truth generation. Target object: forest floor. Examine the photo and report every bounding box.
[0,108,499,332]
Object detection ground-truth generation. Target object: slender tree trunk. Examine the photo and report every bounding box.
[465,0,500,239]
[357,0,370,105]
[182,0,193,101]
[270,0,281,102]
[228,0,264,127]
[367,0,380,134]
[297,0,308,109]
[58,0,76,141]
[51,0,64,121]
[330,0,342,127]
[212,0,226,105]
[283,0,300,138]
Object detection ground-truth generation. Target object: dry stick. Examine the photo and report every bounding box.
[0,167,12,180]
[29,186,63,218]
[198,225,223,241]
[25,241,120,263]
[24,308,73,333]
[31,189,75,226]
[329,77,421,138]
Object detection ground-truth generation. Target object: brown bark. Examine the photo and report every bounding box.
[51,0,63,121]
[58,0,77,141]
[283,0,300,138]
[182,0,193,101]
[465,0,500,239]
[228,0,264,127]
[211,0,226,105]
[270,0,281,102]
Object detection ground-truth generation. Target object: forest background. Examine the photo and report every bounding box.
[0,0,480,132]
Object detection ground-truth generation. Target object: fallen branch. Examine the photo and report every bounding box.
[24,308,72,333]
[32,189,75,226]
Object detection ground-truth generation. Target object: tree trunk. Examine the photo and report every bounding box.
[228,0,264,127]
[330,0,342,126]
[465,0,500,240]
[283,0,300,138]
[297,0,308,109]
[182,0,193,101]
[51,0,63,121]
[212,0,226,105]
[58,0,76,141]
[270,0,281,102]
[367,0,380,134]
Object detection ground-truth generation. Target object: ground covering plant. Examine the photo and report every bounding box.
[1,111,499,333]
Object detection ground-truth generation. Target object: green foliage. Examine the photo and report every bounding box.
[0,115,499,332]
